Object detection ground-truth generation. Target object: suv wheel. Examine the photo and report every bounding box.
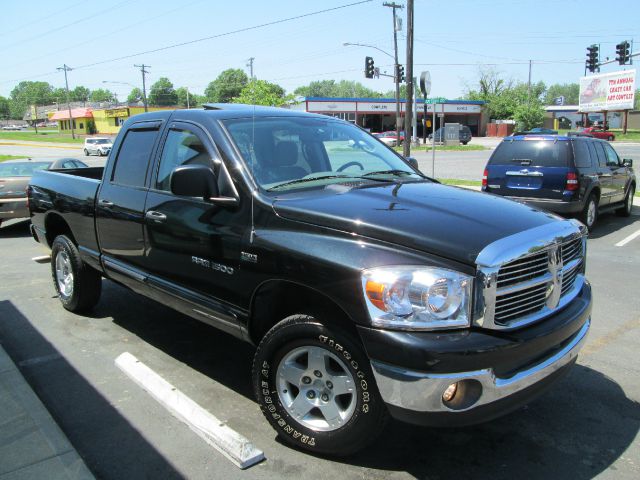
[51,235,102,312]
[617,185,635,217]
[84,148,89,156]
[607,135,614,141]
[252,314,388,456]
[580,193,598,231]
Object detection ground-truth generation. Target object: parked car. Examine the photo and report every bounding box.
[482,134,635,230]
[373,131,404,147]
[2,124,24,131]
[580,126,615,141]
[0,158,88,227]
[29,106,592,456]
[84,137,113,156]
[429,125,472,145]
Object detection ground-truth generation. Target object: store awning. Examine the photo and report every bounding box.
[50,108,93,120]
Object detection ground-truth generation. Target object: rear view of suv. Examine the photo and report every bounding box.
[482,135,635,230]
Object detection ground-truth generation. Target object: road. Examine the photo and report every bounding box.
[0,139,639,478]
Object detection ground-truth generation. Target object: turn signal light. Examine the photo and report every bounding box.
[566,172,578,191]
[365,280,386,311]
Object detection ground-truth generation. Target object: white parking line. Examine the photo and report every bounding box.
[615,228,640,247]
[115,352,265,469]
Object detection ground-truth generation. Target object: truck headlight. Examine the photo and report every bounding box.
[362,266,473,330]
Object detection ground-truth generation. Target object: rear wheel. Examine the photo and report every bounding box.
[580,193,598,231]
[51,235,102,312]
[84,148,89,156]
[617,185,635,217]
[252,314,388,456]
[607,135,614,141]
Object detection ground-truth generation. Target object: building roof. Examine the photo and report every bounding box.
[50,108,93,120]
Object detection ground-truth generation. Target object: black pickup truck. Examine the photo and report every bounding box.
[28,105,592,456]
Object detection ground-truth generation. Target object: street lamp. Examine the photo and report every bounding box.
[344,42,401,145]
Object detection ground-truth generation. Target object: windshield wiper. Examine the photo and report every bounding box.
[267,174,353,191]
[362,169,417,177]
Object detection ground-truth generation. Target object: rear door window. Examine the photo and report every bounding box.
[573,140,592,168]
[489,140,569,167]
[111,128,159,187]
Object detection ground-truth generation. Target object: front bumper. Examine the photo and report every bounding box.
[359,281,591,426]
[0,197,29,220]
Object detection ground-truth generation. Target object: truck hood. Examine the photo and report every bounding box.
[272,181,560,265]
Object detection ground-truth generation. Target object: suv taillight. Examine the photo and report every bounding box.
[482,169,488,188]
[566,172,578,191]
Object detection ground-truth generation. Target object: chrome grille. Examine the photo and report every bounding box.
[476,220,587,331]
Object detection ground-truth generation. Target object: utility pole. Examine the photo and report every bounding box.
[384,2,403,148]
[134,64,150,112]
[246,57,255,79]
[403,0,414,157]
[186,86,190,109]
[56,64,75,139]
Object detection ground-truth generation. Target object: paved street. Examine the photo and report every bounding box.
[0,141,639,479]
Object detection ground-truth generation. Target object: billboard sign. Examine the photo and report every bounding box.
[579,69,636,112]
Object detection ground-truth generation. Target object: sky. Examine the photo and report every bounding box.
[1,0,638,101]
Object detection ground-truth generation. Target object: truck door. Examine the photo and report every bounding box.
[96,121,162,289]
[142,122,249,321]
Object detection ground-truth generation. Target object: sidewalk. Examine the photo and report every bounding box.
[0,345,94,479]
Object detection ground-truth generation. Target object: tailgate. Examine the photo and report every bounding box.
[0,176,29,199]
[487,166,569,200]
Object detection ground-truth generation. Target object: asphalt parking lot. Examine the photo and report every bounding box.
[0,203,639,479]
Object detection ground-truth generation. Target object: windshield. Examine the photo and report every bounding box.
[0,162,51,177]
[222,116,421,191]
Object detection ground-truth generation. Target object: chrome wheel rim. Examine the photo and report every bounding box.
[587,200,596,226]
[276,345,356,432]
[55,251,74,298]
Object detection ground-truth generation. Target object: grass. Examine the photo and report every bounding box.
[437,178,482,187]
[395,144,487,152]
[0,130,84,144]
[0,155,28,162]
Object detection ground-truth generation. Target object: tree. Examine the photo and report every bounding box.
[9,81,54,119]
[635,89,640,110]
[543,83,579,106]
[205,69,248,103]
[176,87,198,108]
[233,79,291,106]
[0,96,9,120]
[294,79,382,98]
[90,88,116,103]
[51,87,68,104]
[71,86,91,102]
[514,102,545,131]
[127,88,143,104]
[148,77,178,106]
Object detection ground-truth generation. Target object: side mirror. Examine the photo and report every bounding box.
[623,158,633,167]
[406,157,419,170]
[171,164,219,198]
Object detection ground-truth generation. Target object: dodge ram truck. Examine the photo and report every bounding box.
[28,105,592,456]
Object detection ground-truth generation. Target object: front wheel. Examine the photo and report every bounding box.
[51,235,102,312]
[617,185,635,217]
[84,149,89,156]
[252,315,388,456]
[607,135,614,141]
[580,193,598,231]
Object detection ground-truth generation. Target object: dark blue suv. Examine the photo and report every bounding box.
[482,135,635,230]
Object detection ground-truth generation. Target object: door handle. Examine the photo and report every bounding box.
[145,210,167,223]
[99,199,114,207]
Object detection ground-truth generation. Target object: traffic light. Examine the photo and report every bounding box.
[395,64,405,83]
[365,56,375,79]
[616,41,631,65]
[586,45,599,73]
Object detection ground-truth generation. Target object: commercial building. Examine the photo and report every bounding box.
[290,97,487,136]
[48,105,171,135]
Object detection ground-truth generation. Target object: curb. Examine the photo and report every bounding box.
[0,344,95,479]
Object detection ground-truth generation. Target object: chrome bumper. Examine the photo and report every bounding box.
[371,319,589,413]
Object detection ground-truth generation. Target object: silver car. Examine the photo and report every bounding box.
[83,137,113,156]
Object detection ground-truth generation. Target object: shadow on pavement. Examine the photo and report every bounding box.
[587,205,639,240]
[0,300,183,480]
[0,219,31,239]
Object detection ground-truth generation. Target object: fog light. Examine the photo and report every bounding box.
[442,383,458,402]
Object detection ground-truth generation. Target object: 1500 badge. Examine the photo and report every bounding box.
[191,256,234,275]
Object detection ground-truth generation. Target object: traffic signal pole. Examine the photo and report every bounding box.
[384,2,403,148]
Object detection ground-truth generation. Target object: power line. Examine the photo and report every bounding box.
[0,0,88,38]
[72,0,373,70]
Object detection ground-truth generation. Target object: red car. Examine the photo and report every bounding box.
[372,131,405,147]
[581,127,615,141]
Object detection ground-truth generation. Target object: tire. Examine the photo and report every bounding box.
[580,193,598,231]
[462,141,468,145]
[51,235,102,312]
[607,135,614,141]
[617,184,635,217]
[84,149,89,156]
[252,314,388,456]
